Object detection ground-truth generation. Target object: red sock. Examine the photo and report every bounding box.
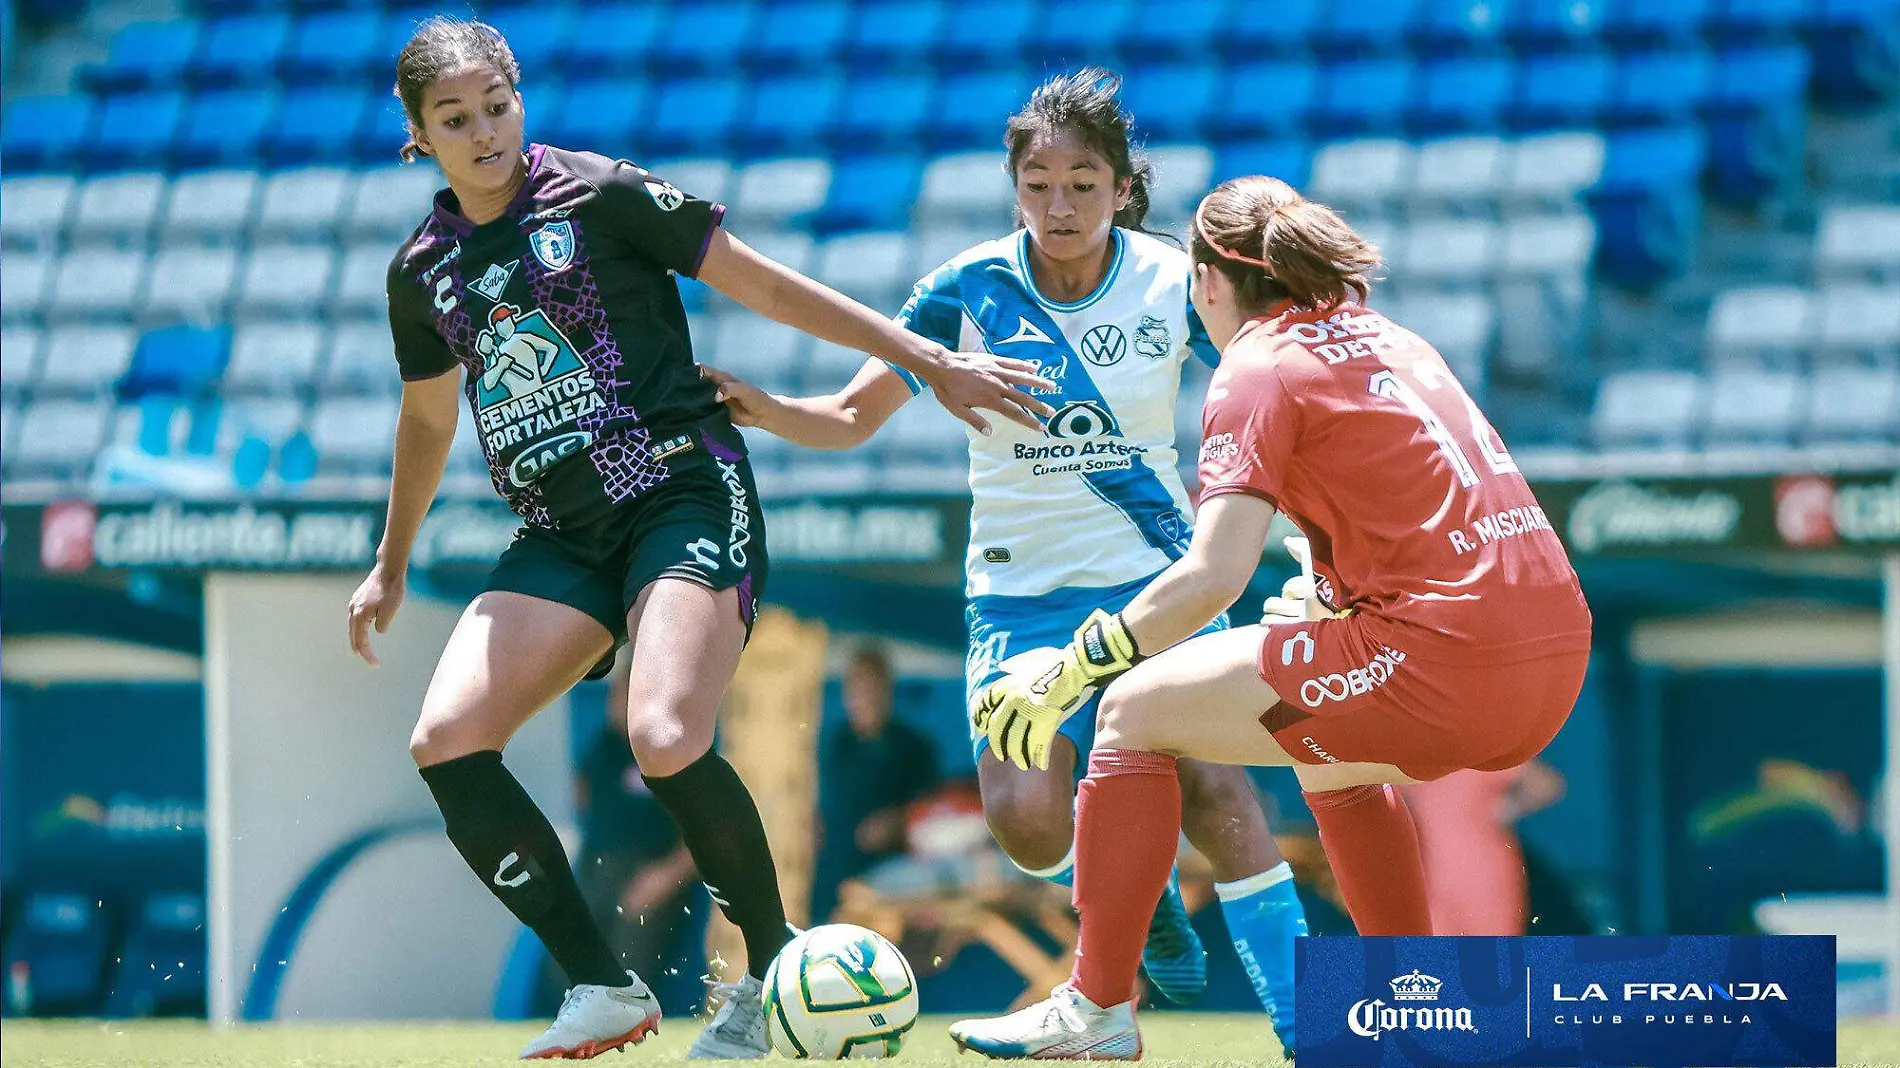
[1071,748,1181,1008]
[1304,784,1433,935]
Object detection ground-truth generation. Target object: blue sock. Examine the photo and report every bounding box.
[1218,862,1306,1048]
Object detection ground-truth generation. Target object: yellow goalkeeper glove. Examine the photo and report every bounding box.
[971,608,1142,772]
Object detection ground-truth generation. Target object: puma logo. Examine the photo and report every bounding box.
[494,852,531,888]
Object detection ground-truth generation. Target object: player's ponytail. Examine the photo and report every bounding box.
[1005,67,1161,236]
[1191,176,1382,313]
[392,16,522,164]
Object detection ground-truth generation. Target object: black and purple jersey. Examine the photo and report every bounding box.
[387,144,739,529]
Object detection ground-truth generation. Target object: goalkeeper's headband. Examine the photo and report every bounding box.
[1194,199,1275,273]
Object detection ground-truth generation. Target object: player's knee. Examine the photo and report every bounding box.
[1177,760,1248,818]
[625,707,713,778]
[980,781,1072,870]
[408,718,482,767]
[1094,682,1166,753]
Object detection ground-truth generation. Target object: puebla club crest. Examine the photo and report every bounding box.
[528,220,576,271]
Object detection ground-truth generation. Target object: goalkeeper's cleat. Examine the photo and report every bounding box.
[1141,873,1208,1005]
[520,971,661,1060]
[687,973,769,1060]
[949,983,1142,1061]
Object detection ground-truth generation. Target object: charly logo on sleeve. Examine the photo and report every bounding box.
[644,179,685,211]
[472,302,607,486]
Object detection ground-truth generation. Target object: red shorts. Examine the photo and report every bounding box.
[1254,612,1588,782]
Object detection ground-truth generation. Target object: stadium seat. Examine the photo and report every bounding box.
[1123,65,1221,143]
[37,326,139,395]
[0,252,53,322]
[917,152,1014,224]
[216,396,308,463]
[190,13,293,87]
[1508,0,1608,52]
[737,75,844,157]
[712,314,809,392]
[282,9,384,83]
[1412,0,1511,55]
[2,95,93,172]
[309,393,401,472]
[144,247,241,321]
[87,90,186,170]
[931,69,1032,150]
[69,172,166,243]
[1411,57,1513,134]
[331,245,390,316]
[743,0,850,70]
[540,79,645,157]
[1707,0,1809,45]
[880,394,969,454]
[845,0,947,68]
[650,0,758,74]
[1412,136,1508,207]
[120,325,230,399]
[1705,285,1815,362]
[1816,284,1900,356]
[157,170,257,240]
[481,3,574,71]
[1,174,76,247]
[1588,125,1705,287]
[1212,140,1313,188]
[1510,52,1613,131]
[731,158,833,227]
[353,98,409,166]
[802,338,878,391]
[1396,291,1496,394]
[1705,46,1812,203]
[1703,368,1804,443]
[1120,0,1228,60]
[255,168,353,238]
[1308,0,1416,56]
[1816,204,1900,280]
[8,399,112,479]
[815,231,914,308]
[1145,144,1216,222]
[738,230,817,273]
[1606,50,1715,126]
[345,165,442,239]
[1309,139,1415,212]
[1589,369,1704,446]
[1398,218,1501,285]
[0,893,112,1015]
[830,73,933,149]
[932,0,1036,65]
[643,77,744,157]
[85,21,201,92]
[647,159,732,206]
[815,155,924,234]
[1312,60,1415,134]
[1502,213,1598,278]
[226,320,324,394]
[1806,366,1900,441]
[175,89,276,168]
[914,223,1006,278]
[49,249,147,320]
[1208,62,1317,139]
[1601,0,1713,46]
[1506,131,1607,204]
[1029,0,1136,64]
[321,320,400,393]
[235,243,337,317]
[560,3,663,76]
[1806,0,1900,105]
[1,324,43,399]
[264,87,373,165]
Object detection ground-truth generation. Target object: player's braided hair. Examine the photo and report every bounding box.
[1191,176,1382,312]
[1005,67,1158,235]
[392,16,521,164]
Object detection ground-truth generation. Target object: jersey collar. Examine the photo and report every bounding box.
[431,142,549,236]
[1015,227,1125,313]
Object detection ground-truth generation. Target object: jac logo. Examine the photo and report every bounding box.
[1199,432,1239,464]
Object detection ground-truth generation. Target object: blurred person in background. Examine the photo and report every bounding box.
[810,644,940,922]
[704,69,1306,1049]
[1400,761,1567,935]
[343,15,1053,1061]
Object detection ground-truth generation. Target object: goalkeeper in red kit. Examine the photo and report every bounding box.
[950,175,1593,1060]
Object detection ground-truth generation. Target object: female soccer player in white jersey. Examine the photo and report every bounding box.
[702,69,1307,1048]
[951,176,1592,1059]
[345,18,1049,1061]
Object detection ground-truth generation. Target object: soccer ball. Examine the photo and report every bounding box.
[763,923,919,1059]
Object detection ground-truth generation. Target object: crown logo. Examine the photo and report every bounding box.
[1389,970,1442,1001]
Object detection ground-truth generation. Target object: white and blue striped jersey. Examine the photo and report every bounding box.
[888,227,1219,599]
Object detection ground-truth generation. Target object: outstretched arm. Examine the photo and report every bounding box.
[703,357,914,451]
[1117,493,1279,654]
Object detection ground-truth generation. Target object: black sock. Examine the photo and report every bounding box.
[643,750,790,979]
[419,750,627,988]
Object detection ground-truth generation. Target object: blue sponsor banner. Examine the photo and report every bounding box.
[1296,935,1836,1068]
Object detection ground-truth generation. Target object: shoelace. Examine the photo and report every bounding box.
[704,980,753,1031]
[552,985,589,1026]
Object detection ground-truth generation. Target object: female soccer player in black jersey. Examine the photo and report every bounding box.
[345,18,1049,1061]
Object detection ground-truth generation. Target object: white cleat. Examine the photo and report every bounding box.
[519,971,662,1060]
[687,974,770,1059]
[949,983,1142,1060]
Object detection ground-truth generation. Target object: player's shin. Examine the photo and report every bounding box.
[1072,748,1182,1009]
[1304,783,1433,935]
[418,750,628,987]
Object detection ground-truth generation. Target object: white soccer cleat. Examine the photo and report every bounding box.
[688,973,770,1060]
[949,983,1142,1060]
[519,971,662,1060]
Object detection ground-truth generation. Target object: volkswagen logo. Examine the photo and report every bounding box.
[1079,324,1127,366]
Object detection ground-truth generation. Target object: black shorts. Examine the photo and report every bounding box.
[483,434,768,676]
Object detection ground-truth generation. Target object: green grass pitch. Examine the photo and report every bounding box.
[6,1017,1900,1067]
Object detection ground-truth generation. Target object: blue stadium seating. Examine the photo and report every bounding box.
[539,79,645,158]
[1709,0,1811,45]
[1807,0,1900,104]
[1220,0,1324,58]
[481,4,572,72]
[189,14,292,87]
[1601,0,1714,46]
[1412,0,1511,55]
[650,1,758,75]
[1706,46,1813,202]
[845,0,946,68]
[1590,125,1707,287]
[283,9,383,83]
[831,73,934,149]
[931,68,1032,150]
[562,4,665,77]
[2,95,93,171]
[933,0,1037,65]
[1213,140,1313,188]
[380,7,440,62]
[1413,57,1513,133]
[263,86,373,165]
[1123,64,1220,142]
[1508,0,1609,52]
[643,77,744,157]
[1606,49,1716,126]
[85,21,200,92]
[355,98,409,164]
[816,154,923,233]
[738,75,844,157]
[1029,0,1136,64]
[1208,62,1316,139]
[1314,60,1416,134]
[1511,51,1614,130]
[176,90,277,168]
[1120,0,1228,60]
[89,91,187,170]
[1309,0,1420,56]
[743,0,851,70]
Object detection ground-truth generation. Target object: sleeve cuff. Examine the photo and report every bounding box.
[685,203,727,279]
